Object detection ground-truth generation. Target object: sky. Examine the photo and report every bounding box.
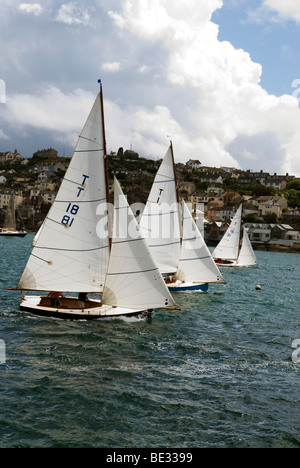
[0,0,300,176]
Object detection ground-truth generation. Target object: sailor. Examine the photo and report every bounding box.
[47,291,62,308]
[78,292,89,302]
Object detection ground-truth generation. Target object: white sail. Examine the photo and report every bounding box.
[102,178,176,310]
[139,145,181,274]
[18,92,110,293]
[237,227,258,266]
[3,195,16,229]
[212,205,242,261]
[177,201,225,283]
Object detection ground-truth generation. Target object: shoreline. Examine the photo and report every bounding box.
[206,240,300,254]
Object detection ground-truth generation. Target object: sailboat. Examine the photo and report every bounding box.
[11,85,178,319]
[173,200,225,291]
[0,194,27,237]
[140,143,224,291]
[212,204,258,267]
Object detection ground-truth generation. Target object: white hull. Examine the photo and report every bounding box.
[0,230,27,237]
[20,295,152,320]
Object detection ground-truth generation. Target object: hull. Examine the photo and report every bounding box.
[168,281,209,292]
[0,231,27,237]
[20,295,152,320]
[214,260,257,268]
[214,259,237,267]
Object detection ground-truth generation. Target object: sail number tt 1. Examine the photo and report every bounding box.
[61,174,89,228]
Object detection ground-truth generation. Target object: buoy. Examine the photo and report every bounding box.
[256,285,262,290]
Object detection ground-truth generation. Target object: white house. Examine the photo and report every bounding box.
[186,159,202,170]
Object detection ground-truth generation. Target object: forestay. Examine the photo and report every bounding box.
[18,93,110,292]
[102,178,176,310]
[177,201,225,283]
[139,146,181,274]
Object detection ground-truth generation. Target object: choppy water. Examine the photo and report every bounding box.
[0,235,299,448]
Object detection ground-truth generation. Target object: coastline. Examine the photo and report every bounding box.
[206,240,300,254]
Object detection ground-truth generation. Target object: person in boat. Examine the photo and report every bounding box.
[78,293,89,303]
[47,291,62,308]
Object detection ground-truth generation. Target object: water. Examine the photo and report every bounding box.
[0,235,299,448]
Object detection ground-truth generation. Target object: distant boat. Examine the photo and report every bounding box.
[212,204,258,267]
[0,195,27,237]
[140,142,225,291]
[11,85,178,319]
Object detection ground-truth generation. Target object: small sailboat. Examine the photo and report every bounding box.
[172,200,225,291]
[236,227,258,267]
[0,194,27,237]
[140,142,224,291]
[11,85,178,319]
[212,204,258,267]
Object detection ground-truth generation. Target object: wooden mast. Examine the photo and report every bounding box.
[98,80,112,249]
[169,140,182,244]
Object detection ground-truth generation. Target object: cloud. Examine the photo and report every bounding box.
[55,2,92,26]
[263,0,300,23]
[102,62,121,72]
[108,0,300,175]
[19,3,43,16]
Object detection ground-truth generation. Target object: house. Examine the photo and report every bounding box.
[0,175,6,184]
[41,191,56,204]
[250,195,287,218]
[0,150,23,164]
[178,181,195,195]
[244,223,300,247]
[186,159,201,170]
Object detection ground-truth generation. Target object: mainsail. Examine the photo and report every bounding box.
[212,205,242,261]
[102,178,176,310]
[18,91,110,293]
[3,195,16,229]
[177,201,225,283]
[139,144,181,274]
[237,227,258,266]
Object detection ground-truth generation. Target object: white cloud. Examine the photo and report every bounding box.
[108,0,300,175]
[19,3,43,16]
[102,62,121,72]
[263,0,300,23]
[55,2,91,26]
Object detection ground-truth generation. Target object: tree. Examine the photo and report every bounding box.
[264,213,278,224]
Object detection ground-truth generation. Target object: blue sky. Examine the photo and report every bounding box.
[0,0,300,176]
[214,0,300,97]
